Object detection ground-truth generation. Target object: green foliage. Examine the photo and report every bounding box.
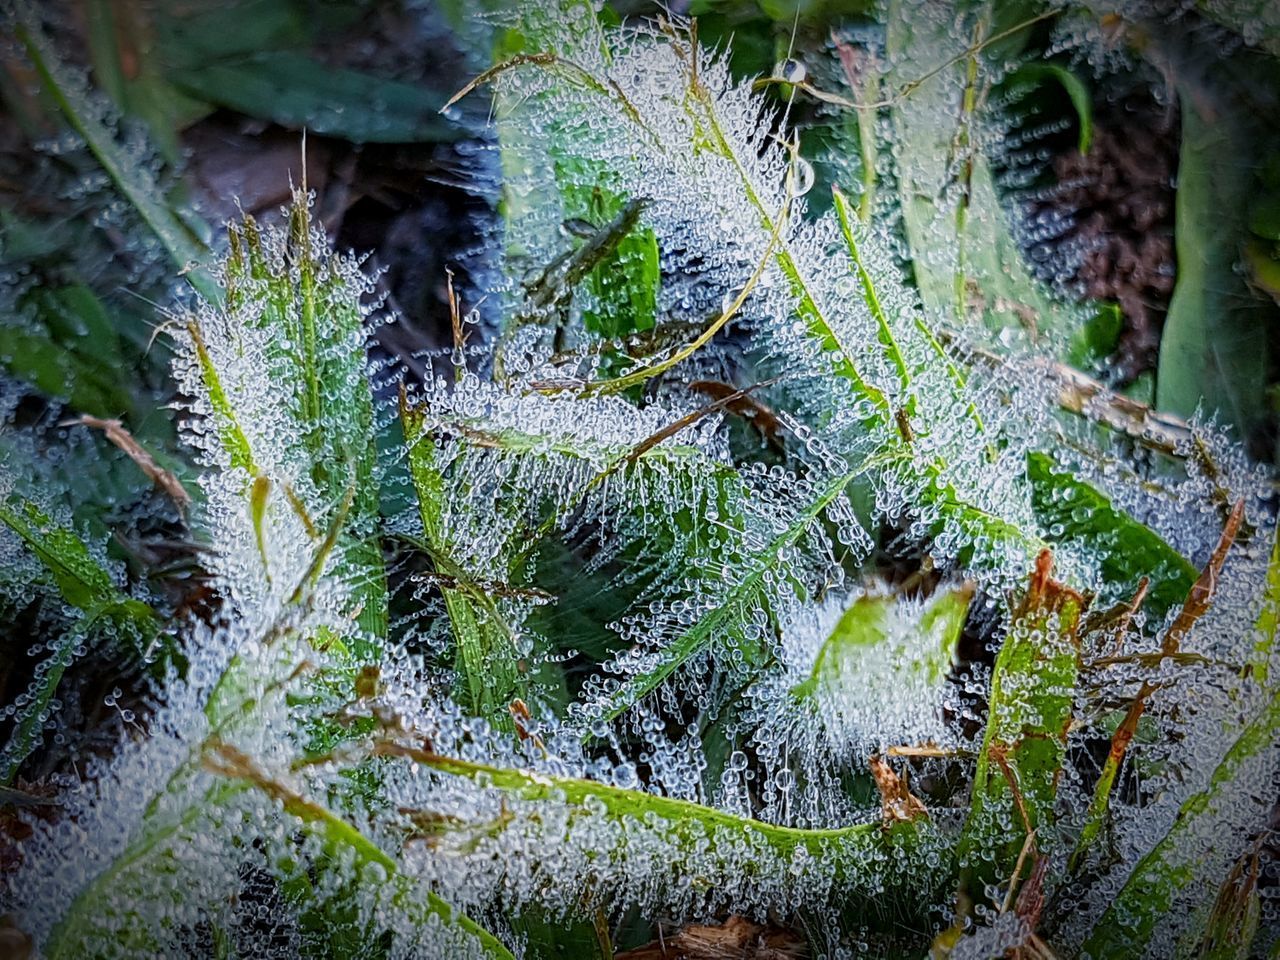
[791,585,970,702]
[960,553,1083,882]
[1158,89,1272,444]
[1026,452,1198,614]
[0,494,159,783]
[1082,681,1279,957]
[169,53,458,144]
[13,15,217,302]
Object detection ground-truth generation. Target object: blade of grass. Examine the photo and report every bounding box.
[1080,681,1280,958]
[1188,849,1262,960]
[401,399,523,724]
[185,320,257,475]
[13,13,218,302]
[0,497,121,612]
[376,740,927,872]
[0,615,96,784]
[578,466,857,729]
[960,550,1085,894]
[1026,452,1198,616]
[0,495,159,655]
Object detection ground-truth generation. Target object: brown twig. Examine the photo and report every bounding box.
[689,380,785,451]
[624,379,780,465]
[869,754,929,825]
[62,414,191,515]
[999,831,1039,914]
[446,267,468,381]
[1165,499,1246,650]
[1081,577,1149,656]
[988,742,1034,837]
[887,744,975,759]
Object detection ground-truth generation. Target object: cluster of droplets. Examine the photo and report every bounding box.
[734,585,975,828]
[484,2,1069,591]
[169,191,382,624]
[5,589,322,950]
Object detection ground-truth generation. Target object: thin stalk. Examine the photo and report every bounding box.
[185,321,257,474]
[1070,501,1245,872]
[13,16,218,302]
[288,202,323,435]
[377,741,914,870]
[951,18,984,324]
[1080,681,1280,958]
[831,186,911,395]
[583,466,858,728]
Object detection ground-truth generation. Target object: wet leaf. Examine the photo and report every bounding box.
[1026,452,1197,615]
[961,551,1085,885]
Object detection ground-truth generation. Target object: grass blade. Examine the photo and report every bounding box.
[960,551,1084,892]
[1080,683,1280,958]
[14,13,218,302]
[579,467,857,729]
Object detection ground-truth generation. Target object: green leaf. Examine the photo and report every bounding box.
[1066,301,1123,369]
[792,586,971,701]
[1081,683,1280,958]
[584,468,856,728]
[14,15,218,302]
[1007,62,1093,155]
[1156,91,1271,441]
[581,219,660,339]
[0,496,152,625]
[1026,452,1197,615]
[960,554,1084,884]
[169,52,460,144]
[398,747,930,885]
[0,495,160,782]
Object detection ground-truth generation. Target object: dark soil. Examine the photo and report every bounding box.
[1039,88,1181,384]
